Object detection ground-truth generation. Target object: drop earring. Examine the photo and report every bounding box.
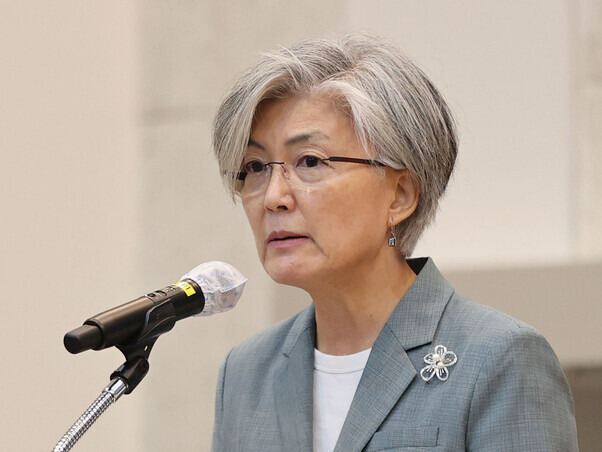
[388,228,396,247]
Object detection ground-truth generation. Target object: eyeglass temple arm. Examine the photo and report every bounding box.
[324,157,386,166]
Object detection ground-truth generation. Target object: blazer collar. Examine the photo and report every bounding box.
[387,257,455,350]
[274,258,454,452]
[274,305,316,451]
[281,303,315,357]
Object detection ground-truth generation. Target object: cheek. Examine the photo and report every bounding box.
[305,179,388,243]
[242,200,265,251]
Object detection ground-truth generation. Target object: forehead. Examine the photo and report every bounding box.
[249,93,356,147]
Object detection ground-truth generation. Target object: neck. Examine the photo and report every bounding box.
[310,252,416,355]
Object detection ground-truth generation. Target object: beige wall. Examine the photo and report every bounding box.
[0,1,143,450]
[1,1,600,450]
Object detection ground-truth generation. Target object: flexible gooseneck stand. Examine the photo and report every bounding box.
[52,377,128,452]
[53,330,159,451]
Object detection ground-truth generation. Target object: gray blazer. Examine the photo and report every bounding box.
[212,258,578,451]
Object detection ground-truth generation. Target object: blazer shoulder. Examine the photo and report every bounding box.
[441,291,545,344]
[440,295,579,450]
[431,291,567,380]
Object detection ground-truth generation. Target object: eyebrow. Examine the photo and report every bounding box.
[247,137,265,150]
[284,131,330,146]
[247,131,330,150]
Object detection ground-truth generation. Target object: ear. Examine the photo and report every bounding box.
[388,169,420,224]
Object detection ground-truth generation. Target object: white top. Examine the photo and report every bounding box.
[313,348,372,452]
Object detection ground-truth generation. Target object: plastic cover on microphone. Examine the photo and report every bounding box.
[181,261,247,316]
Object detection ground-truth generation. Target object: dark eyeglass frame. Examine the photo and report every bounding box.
[235,156,386,181]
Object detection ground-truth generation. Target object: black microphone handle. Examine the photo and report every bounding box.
[63,279,204,354]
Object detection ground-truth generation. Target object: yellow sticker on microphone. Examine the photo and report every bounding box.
[175,281,196,297]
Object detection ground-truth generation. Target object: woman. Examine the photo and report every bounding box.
[210,34,577,451]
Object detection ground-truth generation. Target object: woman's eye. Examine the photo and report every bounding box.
[298,155,322,168]
[244,161,266,173]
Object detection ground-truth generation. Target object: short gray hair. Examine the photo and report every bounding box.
[212,33,458,257]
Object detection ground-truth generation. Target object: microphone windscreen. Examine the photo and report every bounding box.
[181,261,247,316]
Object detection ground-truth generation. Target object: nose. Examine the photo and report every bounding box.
[263,163,295,212]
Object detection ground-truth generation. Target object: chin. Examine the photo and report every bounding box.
[263,258,315,289]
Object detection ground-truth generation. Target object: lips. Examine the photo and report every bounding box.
[267,230,308,244]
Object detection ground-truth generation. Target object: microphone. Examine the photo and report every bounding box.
[64,261,246,354]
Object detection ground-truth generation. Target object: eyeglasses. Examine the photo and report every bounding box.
[236,155,386,194]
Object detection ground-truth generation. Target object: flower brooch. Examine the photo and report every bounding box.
[420,344,457,382]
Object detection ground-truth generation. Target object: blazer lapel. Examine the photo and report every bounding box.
[274,306,316,451]
[333,325,416,452]
[334,258,455,452]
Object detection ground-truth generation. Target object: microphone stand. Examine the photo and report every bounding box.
[53,293,181,452]
[53,339,156,452]
[52,376,128,452]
